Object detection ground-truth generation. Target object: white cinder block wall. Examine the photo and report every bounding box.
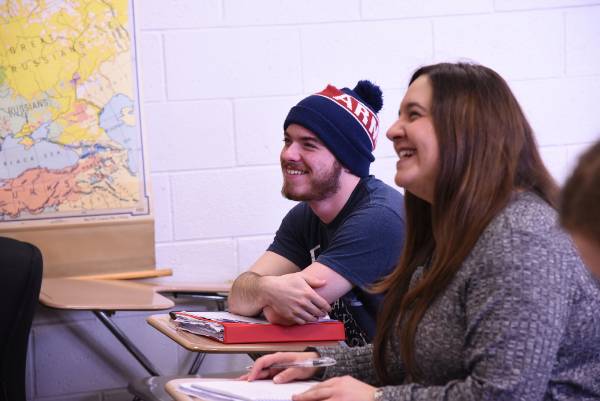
[28,0,600,399]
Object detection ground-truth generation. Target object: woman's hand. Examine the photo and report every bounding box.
[292,376,377,401]
[241,351,320,383]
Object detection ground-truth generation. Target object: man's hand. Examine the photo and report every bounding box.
[263,306,291,325]
[259,272,331,325]
[228,252,300,317]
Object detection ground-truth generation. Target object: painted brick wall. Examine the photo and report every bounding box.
[28,0,600,399]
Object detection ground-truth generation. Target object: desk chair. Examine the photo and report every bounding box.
[128,292,228,401]
[0,237,43,401]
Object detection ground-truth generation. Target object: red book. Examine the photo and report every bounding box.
[170,311,345,344]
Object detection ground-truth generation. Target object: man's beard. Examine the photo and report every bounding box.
[281,160,343,201]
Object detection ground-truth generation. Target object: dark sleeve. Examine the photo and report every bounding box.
[267,203,313,269]
[317,206,405,288]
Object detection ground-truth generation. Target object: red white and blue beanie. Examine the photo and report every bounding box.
[283,80,383,178]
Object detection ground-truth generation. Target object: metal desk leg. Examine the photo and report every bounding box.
[187,352,206,375]
[94,310,161,376]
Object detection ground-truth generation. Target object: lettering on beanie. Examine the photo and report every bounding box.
[315,85,379,149]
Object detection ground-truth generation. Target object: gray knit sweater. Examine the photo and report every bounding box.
[317,192,600,401]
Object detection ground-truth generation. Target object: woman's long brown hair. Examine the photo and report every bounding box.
[372,63,559,383]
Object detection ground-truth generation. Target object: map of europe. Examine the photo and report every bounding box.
[0,0,149,223]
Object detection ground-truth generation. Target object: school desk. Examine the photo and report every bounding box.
[147,314,342,354]
[39,276,230,376]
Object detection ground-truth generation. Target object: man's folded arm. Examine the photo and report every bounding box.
[261,263,353,325]
[301,262,353,305]
[228,251,300,316]
[229,252,354,325]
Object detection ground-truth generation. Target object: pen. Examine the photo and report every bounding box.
[246,356,336,370]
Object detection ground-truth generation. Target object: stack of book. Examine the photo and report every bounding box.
[169,311,345,344]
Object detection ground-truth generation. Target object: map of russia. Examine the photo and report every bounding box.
[0,0,149,222]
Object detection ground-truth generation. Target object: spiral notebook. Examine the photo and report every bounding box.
[178,379,318,401]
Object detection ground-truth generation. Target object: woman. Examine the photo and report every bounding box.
[244,63,600,401]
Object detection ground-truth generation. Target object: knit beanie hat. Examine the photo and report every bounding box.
[283,80,383,178]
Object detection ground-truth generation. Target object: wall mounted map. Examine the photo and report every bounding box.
[0,0,149,226]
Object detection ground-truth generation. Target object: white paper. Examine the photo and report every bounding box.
[177,311,335,324]
[182,311,270,324]
[179,380,318,401]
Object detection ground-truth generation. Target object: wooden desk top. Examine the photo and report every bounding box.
[40,277,231,311]
[144,281,230,294]
[40,277,174,310]
[147,314,341,353]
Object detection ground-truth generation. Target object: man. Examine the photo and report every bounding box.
[228,80,405,346]
[560,140,600,278]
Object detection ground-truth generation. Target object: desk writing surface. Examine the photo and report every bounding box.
[147,314,341,353]
[145,281,231,294]
[40,277,174,310]
[40,278,232,311]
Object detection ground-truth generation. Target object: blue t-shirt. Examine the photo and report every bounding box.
[267,176,405,345]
